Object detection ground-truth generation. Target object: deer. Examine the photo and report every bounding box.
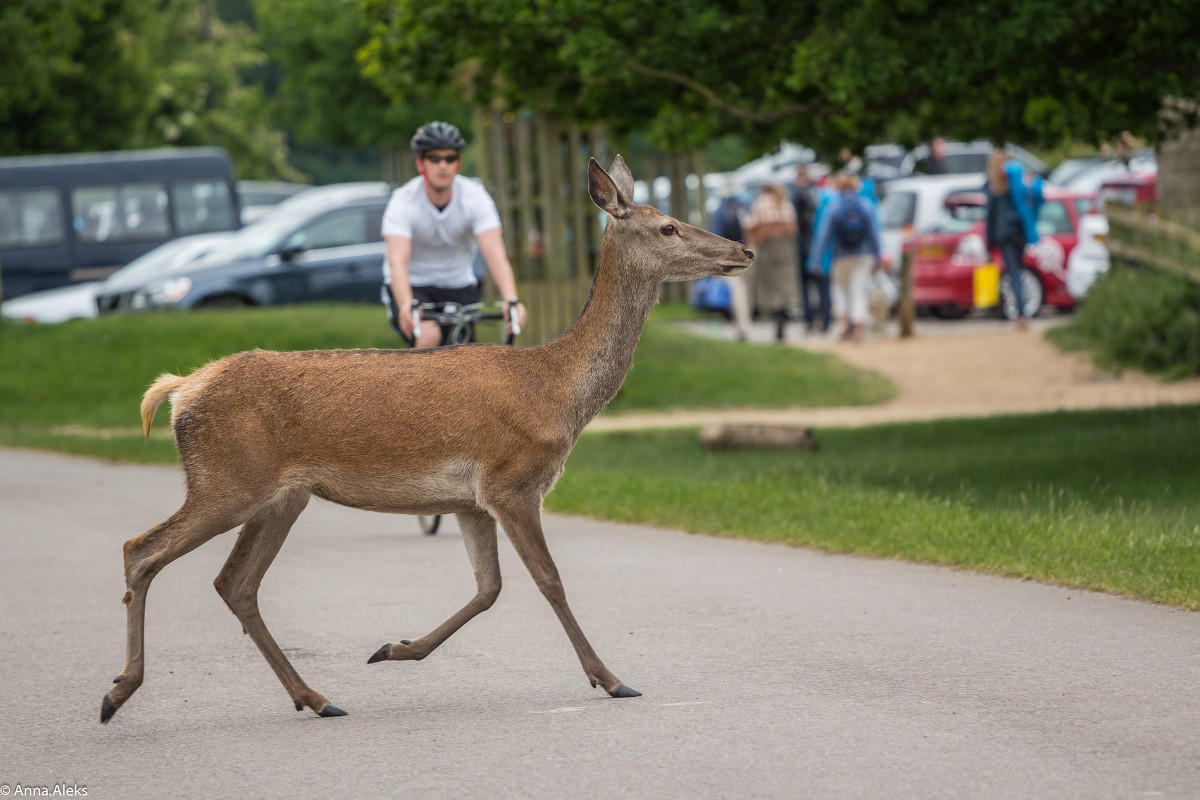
[100,156,754,723]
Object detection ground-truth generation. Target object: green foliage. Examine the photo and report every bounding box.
[1053,268,1200,379]
[0,0,300,180]
[550,408,1200,609]
[137,0,302,180]
[0,0,151,153]
[253,0,468,151]
[360,0,1200,157]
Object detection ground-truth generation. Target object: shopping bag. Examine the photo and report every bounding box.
[973,263,999,309]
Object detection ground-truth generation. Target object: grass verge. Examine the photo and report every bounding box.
[548,407,1200,610]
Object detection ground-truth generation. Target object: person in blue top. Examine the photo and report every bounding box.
[985,148,1044,328]
[809,171,881,342]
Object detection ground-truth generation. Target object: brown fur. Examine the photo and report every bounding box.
[101,156,754,722]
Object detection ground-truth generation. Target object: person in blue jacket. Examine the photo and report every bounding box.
[809,171,882,342]
[985,149,1044,327]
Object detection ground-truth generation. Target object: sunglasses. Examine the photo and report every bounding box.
[422,153,460,165]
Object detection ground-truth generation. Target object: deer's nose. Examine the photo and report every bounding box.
[742,247,754,262]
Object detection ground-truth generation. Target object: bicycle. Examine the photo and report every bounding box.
[410,298,521,535]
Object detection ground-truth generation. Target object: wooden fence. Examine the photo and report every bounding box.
[1104,203,1200,283]
[473,109,706,344]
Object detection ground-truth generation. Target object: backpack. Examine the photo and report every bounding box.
[833,199,869,249]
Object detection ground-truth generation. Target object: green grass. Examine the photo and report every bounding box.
[0,303,891,435]
[4,303,1193,609]
[548,408,1200,609]
[609,313,894,413]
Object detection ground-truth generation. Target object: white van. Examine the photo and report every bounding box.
[878,173,987,272]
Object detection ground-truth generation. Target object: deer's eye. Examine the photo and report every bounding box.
[661,224,676,236]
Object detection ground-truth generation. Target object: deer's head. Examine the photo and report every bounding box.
[589,156,753,283]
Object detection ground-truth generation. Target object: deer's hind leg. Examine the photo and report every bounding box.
[368,509,501,665]
[101,498,243,723]
[211,487,343,717]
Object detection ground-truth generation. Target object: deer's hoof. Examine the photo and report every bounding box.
[318,704,348,718]
[100,694,119,724]
[367,643,391,664]
[608,684,642,698]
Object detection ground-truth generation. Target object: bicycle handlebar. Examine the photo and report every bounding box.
[409,299,521,345]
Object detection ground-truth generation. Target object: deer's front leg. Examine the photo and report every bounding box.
[493,500,640,699]
[368,510,501,664]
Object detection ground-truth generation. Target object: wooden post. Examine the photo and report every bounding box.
[488,108,516,266]
[899,250,915,337]
[568,124,588,278]
[515,114,536,277]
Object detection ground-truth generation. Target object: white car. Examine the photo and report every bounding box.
[877,173,987,273]
[1066,213,1110,299]
[2,232,230,323]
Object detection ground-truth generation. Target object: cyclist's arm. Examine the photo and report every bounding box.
[476,228,527,330]
[385,234,416,338]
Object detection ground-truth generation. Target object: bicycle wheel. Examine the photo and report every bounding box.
[417,514,442,535]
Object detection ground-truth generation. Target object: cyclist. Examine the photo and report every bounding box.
[382,120,527,347]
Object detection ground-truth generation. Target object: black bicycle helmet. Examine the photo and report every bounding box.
[411,121,466,154]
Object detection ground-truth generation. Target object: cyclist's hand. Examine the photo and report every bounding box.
[399,303,417,340]
[509,302,527,335]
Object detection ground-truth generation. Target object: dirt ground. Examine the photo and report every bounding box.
[588,315,1200,431]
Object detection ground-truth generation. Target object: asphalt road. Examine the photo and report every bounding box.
[3,447,1199,799]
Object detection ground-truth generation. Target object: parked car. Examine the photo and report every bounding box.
[237,180,311,224]
[907,187,1098,319]
[899,140,1047,178]
[94,182,390,313]
[1098,170,1157,207]
[3,232,230,323]
[878,173,988,272]
[1065,213,1110,300]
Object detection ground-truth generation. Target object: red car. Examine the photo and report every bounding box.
[907,187,1098,319]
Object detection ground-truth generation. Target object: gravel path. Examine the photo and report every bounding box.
[588,315,1200,431]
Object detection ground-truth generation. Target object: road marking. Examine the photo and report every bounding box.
[528,706,586,714]
[662,701,710,707]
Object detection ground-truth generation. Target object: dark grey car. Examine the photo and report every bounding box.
[95,182,390,313]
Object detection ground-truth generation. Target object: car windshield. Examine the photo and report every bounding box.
[104,235,225,285]
[1048,158,1101,186]
[195,186,384,264]
[194,209,303,263]
[879,191,916,229]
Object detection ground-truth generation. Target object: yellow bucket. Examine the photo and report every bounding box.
[973,263,1000,309]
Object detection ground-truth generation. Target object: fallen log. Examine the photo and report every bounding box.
[698,423,818,451]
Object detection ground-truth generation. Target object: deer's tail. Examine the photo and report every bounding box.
[141,373,187,442]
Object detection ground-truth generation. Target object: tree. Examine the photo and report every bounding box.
[137,0,302,180]
[359,0,1200,160]
[0,0,151,154]
[254,0,470,181]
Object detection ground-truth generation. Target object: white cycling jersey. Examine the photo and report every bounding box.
[381,175,502,289]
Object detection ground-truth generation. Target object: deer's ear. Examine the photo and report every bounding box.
[588,157,631,219]
[608,154,636,200]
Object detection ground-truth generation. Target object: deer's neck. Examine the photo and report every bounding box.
[546,240,659,433]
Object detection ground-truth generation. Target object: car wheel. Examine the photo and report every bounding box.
[1000,268,1043,320]
[195,294,251,309]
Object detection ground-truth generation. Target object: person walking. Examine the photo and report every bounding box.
[809,172,881,342]
[743,183,800,341]
[792,165,825,333]
[708,183,753,340]
[985,148,1044,329]
[382,120,526,347]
